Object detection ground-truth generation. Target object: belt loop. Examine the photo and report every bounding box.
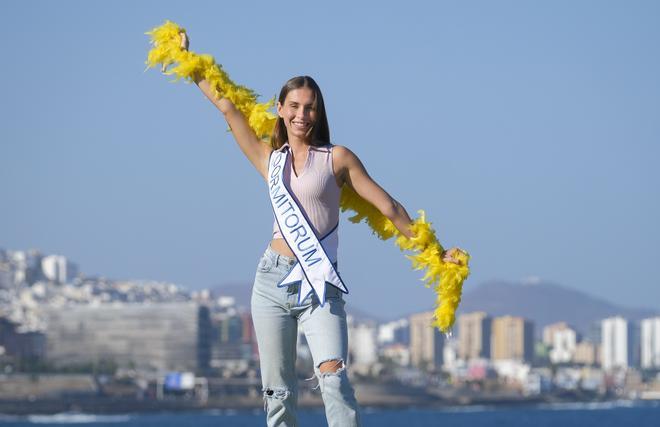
[275,255,280,268]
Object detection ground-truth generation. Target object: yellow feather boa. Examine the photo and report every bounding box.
[144,20,470,332]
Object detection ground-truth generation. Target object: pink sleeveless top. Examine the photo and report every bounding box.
[272,143,341,240]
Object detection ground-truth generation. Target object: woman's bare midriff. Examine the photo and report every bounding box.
[270,238,295,258]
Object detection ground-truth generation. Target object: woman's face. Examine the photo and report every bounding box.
[277,87,317,141]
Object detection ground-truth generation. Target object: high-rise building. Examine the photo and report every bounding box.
[7,250,28,285]
[349,322,378,367]
[457,311,491,360]
[573,341,598,366]
[209,309,256,371]
[377,318,409,346]
[443,337,460,370]
[409,311,444,370]
[641,317,660,369]
[601,316,636,371]
[45,302,210,372]
[0,264,10,289]
[0,317,47,361]
[3,249,44,286]
[41,255,78,284]
[548,326,577,364]
[490,315,534,363]
[381,343,410,367]
[543,322,569,347]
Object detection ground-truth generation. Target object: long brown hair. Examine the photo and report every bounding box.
[271,76,330,149]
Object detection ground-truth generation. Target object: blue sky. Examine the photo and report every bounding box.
[1,1,659,318]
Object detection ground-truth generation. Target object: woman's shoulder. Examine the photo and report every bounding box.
[330,144,358,162]
[330,145,364,181]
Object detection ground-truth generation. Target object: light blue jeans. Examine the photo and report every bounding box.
[251,244,361,427]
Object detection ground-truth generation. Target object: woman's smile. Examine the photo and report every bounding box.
[292,120,310,130]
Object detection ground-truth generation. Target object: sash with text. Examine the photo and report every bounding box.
[268,146,348,306]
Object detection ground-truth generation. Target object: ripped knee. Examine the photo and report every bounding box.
[318,358,346,376]
[263,387,291,400]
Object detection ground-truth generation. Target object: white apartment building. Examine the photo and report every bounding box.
[349,322,378,367]
[601,316,630,370]
[641,317,660,369]
[377,318,409,346]
[41,255,78,284]
[549,327,577,364]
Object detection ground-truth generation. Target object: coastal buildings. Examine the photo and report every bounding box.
[349,321,378,368]
[548,325,577,365]
[3,244,660,404]
[377,318,409,347]
[209,306,256,373]
[573,341,599,366]
[641,317,660,369]
[1,249,43,287]
[490,315,534,363]
[409,311,444,370]
[40,255,78,284]
[601,316,632,371]
[543,322,569,347]
[457,311,491,360]
[44,302,211,372]
[0,317,46,363]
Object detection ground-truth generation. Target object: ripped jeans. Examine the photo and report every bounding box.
[251,244,361,427]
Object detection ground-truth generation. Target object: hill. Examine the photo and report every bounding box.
[457,278,658,337]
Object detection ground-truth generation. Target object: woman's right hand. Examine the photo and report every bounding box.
[181,31,231,113]
[179,30,269,179]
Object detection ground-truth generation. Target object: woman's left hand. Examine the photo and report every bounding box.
[442,247,465,265]
[180,31,189,50]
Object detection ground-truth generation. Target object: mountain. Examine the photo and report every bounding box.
[212,279,659,335]
[457,279,659,337]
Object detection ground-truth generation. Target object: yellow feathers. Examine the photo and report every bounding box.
[145,20,470,333]
[145,20,277,140]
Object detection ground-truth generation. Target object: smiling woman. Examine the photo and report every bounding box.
[146,20,469,427]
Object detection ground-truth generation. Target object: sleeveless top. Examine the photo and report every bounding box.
[272,143,341,240]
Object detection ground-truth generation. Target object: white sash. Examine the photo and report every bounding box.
[268,146,348,306]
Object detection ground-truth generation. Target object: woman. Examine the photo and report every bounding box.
[181,33,461,427]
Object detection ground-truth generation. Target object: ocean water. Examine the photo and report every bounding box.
[0,400,658,427]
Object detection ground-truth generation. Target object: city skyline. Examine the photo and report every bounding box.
[3,244,658,329]
[4,264,660,413]
[5,249,660,375]
[4,242,660,382]
[2,1,659,319]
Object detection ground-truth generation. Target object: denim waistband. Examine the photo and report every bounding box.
[265,244,297,267]
[264,244,340,270]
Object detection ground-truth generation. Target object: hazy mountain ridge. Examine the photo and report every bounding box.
[457,279,659,336]
[212,279,659,335]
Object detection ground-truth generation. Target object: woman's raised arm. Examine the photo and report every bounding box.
[181,33,272,180]
[333,145,462,264]
[333,145,414,237]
